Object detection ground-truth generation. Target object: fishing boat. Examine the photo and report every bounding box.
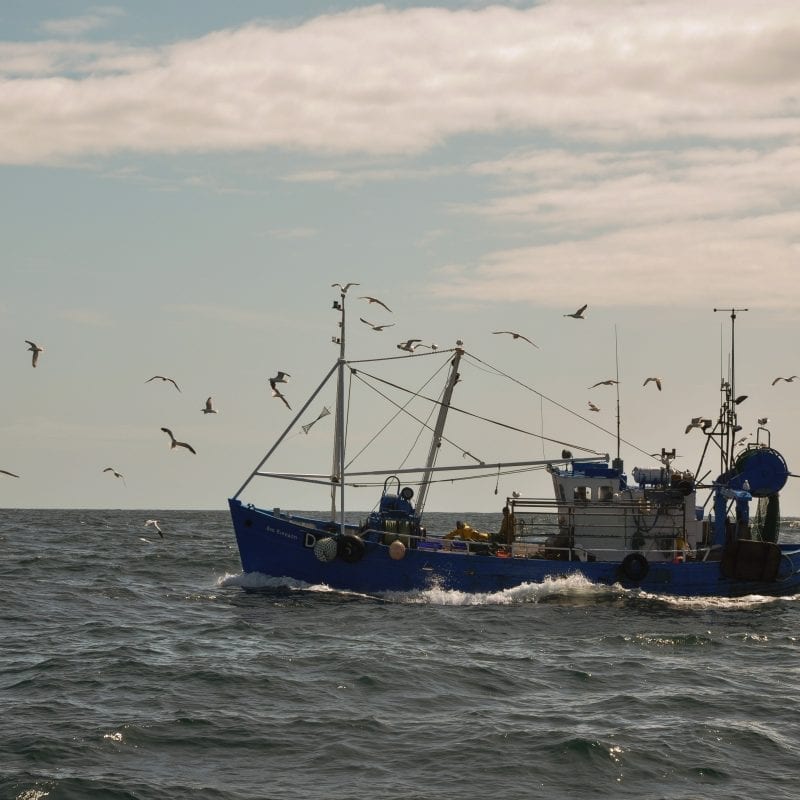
[229,292,800,598]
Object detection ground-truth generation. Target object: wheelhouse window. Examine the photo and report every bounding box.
[574,486,591,501]
[598,486,613,501]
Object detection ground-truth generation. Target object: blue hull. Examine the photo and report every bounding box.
[229,499,800,598]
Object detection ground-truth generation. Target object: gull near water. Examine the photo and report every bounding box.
[145,519,163,538]
[103,467,126,485]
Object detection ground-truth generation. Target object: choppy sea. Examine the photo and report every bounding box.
[3,508,800,800]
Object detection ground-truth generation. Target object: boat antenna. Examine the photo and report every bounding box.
[713,307,748,471]
[331,282,358,530]
[614,325,621,464]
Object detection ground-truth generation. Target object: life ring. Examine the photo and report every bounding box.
[337,533,366,563]
[619,552,649,583]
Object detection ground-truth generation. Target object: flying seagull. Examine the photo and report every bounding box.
[772,375,799,385]
[103,467,126,485]
[360,317,395,331]
[397,339,423,352]
[160,427,197,454]
[269,371,290,387]
[685,417,712,434]
[564,304,588,319]
[331,282,359,294]
[202,397,218,414]
[588,401,600,412]
[492,331,539,348]
[758,417,769,426]
[145,519,163,538]
[359,296,392,312]
[643,377,662,391]
[301,406,331,434]
[0,469,20,478]
[588,379,619,389]
[25,340,44,367]
[146,375,181,392]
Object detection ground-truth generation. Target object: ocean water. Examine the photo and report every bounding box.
[3,508,800,800]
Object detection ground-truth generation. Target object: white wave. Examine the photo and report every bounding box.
[383,573,617,605]
[635,591,799,611]
[216,571,379,600]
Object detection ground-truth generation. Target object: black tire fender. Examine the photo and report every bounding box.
[619,552,649,583]
[337,533,366,564]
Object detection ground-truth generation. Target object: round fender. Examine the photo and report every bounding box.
[313,537,338,563]
[619,552,649,583]
[337,533,366,564]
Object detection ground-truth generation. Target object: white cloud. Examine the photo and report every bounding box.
[0,2,798,164]
[430,143,800,308]
[428,213,800,309]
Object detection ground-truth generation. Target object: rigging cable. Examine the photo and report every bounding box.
[463,352,655,461]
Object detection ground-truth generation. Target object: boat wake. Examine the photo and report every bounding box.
[218,570,800,609]
[216,571,383,601]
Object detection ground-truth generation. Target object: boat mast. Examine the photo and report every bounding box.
[331,284,354,531]
[713,307,748,473]
[415,341,464,516]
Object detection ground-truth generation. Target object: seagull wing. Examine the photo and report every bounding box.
[359,296,392,312]
[160,427,176,444]
[177,441,196,454]
[0,469,20,478]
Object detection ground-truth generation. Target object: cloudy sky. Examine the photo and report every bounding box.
[2,1,799,515]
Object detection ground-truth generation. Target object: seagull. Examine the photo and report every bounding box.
[588,379,618,389]
[685,417,712,434]
[492,331,539,348]
[269,371,290,387]
[160,427,197,454]
[202,397,218,414]
[588,401,600,412]
[359,296,392,313]
[103,467,126,485]
[397,339,423,352]
[271,385,291,410]
[643,377,662,391]
[564,304,588,319]
[511,491,520,499]
[332,282,359,294]
[146,375,181,392]
[25,340,44,367]
[0,469,20,478]
[758,417,769,426]
[360,317,395,331]
[145,519,163,538]
[771,375,799,385]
